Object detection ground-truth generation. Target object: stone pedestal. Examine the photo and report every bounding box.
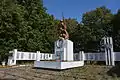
[55,39,73,61]
[34,61,84,70]
[34,39,84,70]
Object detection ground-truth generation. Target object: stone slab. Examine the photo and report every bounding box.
[34,61,84,70]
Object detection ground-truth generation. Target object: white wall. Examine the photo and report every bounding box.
[84,53,105,61]
[8,49,55,66]
[114,52,120,61]
[16,51,36,60]
[16,52,54,61]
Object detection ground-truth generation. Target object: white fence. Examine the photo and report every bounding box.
[8,49,55,66]
[16,52,54,61]
[84,52,120,62]
[7,49,120,66]
[16,51,36,60]
[114,52,120,61]
[84,53,106,61]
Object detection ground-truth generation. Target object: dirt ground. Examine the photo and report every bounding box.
[0,65,120,80]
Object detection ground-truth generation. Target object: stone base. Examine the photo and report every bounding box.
[34,61,84,70]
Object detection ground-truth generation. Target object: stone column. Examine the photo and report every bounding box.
[78,51,85,61]
[109,37,115,66]
[82,51,85,61]
[79,51,82,61]
[103,37,115,66]
[36,51,40,61]
[12,49,17,65]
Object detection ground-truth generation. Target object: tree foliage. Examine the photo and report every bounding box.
[80,6,113,52]
[112,10,120,51]
[0,0,58,61]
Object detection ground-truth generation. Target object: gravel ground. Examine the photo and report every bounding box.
[0,65,119,80]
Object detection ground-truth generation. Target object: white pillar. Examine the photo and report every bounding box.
[13,49,17,65]
[82,51,85,61]
[79,51,81,61]
[107,37,111,65]
[36,51,40,61]
[110,37,113,52]
[103,37,108,65]
[110,37,115,66]
[50,54,53,60]
[79,51,84,61]
[111,52,115,66]
[45,54,47,60]
[52,54,56,60]
[103,37,115,66]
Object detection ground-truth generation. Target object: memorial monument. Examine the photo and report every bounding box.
[34,19,84,70]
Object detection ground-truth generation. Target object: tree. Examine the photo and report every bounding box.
[79,6,113,52]
[0,0,26,61]
[72,23,93,52]
[16,0,58,52]
[0,0,58,62]
[112,9,120,51]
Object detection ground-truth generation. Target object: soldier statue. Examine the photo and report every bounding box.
[58,20,69,40]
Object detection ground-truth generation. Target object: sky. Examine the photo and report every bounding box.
[43,0,120,22]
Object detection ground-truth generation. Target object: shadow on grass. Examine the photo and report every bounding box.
[32,67,65,71]
[107,62,120,77]
[32,67,81,72]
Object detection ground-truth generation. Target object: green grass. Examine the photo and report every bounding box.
[1,65,120,80]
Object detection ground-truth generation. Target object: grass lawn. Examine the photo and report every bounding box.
[0,65,120,80]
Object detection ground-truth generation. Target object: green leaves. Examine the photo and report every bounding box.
[0,0,57,61]
[69,6,114,52]
[112,10,120,51]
